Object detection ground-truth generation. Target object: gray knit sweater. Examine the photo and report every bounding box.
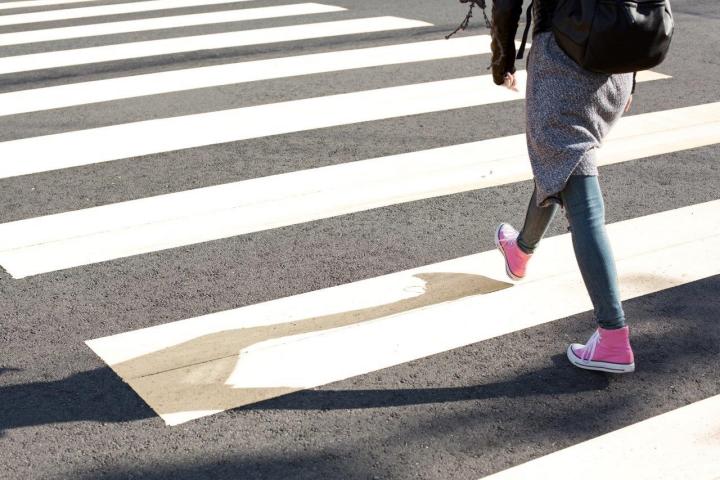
[525,32,633,206]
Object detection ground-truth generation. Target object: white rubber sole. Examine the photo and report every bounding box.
[494,223,523,281]
[567,344,635,373]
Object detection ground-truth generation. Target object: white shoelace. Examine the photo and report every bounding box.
[581,330,601,361]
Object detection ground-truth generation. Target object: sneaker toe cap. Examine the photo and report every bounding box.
[567,344,585,360]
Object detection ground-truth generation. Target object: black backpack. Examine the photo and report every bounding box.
[517,0,674,74]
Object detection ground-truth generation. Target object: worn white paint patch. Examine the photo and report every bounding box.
[0,16,431,74]
[85,200,720,425]
[0,35,494,116]
[0,3,346,46]
[0,99,707,280]
[481,395,720,480]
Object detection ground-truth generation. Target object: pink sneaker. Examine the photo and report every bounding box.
[567,326,635,373]
[494,223,531,280]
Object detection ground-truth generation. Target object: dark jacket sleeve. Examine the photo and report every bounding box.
[490,0,524,85]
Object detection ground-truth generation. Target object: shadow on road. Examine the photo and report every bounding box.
[2,276,717,480]
[243,353,608,411]
[0,349,603,433]
[0,366,154,433]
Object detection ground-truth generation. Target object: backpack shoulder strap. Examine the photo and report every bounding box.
[516,1,534,59]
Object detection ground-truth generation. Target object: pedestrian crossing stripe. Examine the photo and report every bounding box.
[0,3,347,47]
[0,35,495,116]
[0,0,255,26]
[0,100,707,279]
[480,394,720,479]
[0,70,666,182]
[0,16,431,75]
[0,0,101,10]
[85,199,720,425]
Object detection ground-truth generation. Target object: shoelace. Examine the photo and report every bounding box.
[503,230,527,257]
[581,330,601,361]
[501,226,517,244]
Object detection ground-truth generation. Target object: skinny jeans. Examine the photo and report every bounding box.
[516,175,626,330]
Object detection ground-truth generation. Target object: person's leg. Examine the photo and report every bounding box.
[517,186,559,254]
[559,175,625,329]
[562,175,633,373]
[495,186,557,280]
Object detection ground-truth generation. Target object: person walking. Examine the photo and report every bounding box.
[490,0,636,373]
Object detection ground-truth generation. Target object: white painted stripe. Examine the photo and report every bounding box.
[0,35,492,115]
[0,16,430,75]
[0,0,253,26]
[0,0,99,11]
[0,99,702,279]
[0,3,346,46]
[85,200,720,424]
[481,395,720,480]
[0,70,665,181]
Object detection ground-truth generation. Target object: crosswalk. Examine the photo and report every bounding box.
[0,0,103,10]
[0,70,666,179]
[0,3,347,46]
[1,102,716,278]
[86,199,720,425]
[1,0,718,478]
[0,0,255,26]
[0,16,430,74]
[0,35,490,115]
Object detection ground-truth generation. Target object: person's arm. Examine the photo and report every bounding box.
[625,72,637,112]
[490,0,524,86]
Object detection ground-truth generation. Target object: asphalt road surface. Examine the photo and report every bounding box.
[1,0,719,478]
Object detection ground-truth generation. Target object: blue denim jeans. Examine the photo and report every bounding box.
[516,175,626,330]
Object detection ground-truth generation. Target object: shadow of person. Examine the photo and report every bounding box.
[107,272,513,420]
[5,275,716,432]
[242,353,611,411]
[0,366,154,433]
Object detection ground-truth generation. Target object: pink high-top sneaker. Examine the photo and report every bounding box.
[567,326,635,373]
[495,223,531,280]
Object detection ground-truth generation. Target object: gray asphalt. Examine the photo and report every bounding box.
[1,0,719,478]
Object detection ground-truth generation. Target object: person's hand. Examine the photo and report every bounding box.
[624,95,633,113]
[503,72,518,92]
